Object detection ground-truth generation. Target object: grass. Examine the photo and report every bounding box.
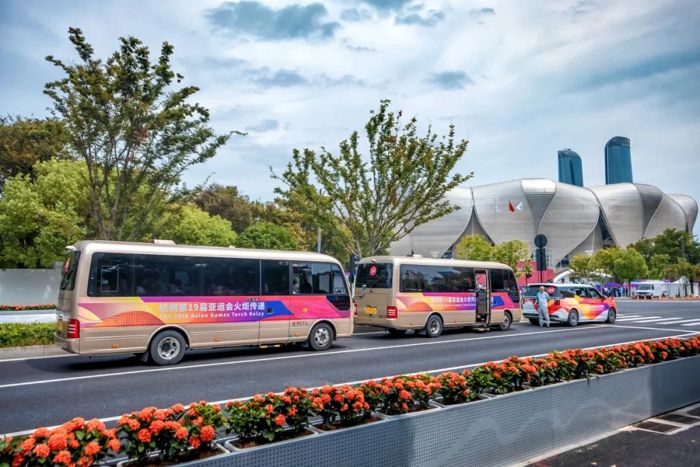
[0,323,56,348]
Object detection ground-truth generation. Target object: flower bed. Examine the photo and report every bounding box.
[0,304,55,312]
[1,336,698,466]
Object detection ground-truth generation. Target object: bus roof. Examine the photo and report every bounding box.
[70,240,343,264]
[358,255,513,271]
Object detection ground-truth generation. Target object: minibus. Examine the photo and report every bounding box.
[55,241,353,365]
[353,256,520,337]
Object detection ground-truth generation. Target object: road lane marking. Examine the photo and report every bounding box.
[681,321,700,327]
[4,329,697,439]
[617,316,662,321]
[0,326,613,389]
[654,319,700,325]
[629,318,686,323]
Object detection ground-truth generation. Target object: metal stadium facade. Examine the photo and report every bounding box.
[391,179,698,268]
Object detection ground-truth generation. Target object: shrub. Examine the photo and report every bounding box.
[371,374,441,415]
[0,435,20,467]
[116,405,189,463]
[310,384,371,429]
[0,323,56,348]
[435,371,477,405]
[182,401,224,452]
[0,304,55,312]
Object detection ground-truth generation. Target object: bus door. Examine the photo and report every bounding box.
[258,260,291,345]
[475,269,490,324]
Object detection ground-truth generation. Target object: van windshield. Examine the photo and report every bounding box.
[355,263,393,289]
[60,251,80,291]
[637,284,652,290]
[524,285,558,297]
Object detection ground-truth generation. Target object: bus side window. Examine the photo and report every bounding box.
[490,269,505,292]
[261,260,290,295]
[88,253,134,297]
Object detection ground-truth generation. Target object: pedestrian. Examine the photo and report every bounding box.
[536,286,550,327]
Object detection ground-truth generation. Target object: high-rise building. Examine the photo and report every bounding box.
[605,136,633,184]
[558,149,584,187]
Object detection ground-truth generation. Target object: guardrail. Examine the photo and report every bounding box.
[183,355,700,467]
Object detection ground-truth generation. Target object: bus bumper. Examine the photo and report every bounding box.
[54,333,80,354]
[355,316,405,330]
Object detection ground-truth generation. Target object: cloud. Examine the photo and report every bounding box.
[341,8,373,22]
[206,1,340,40]
[360,0,413,11]
[426,71,474,90]
[470,7,495,17]
[245,119,280,132]
[395,10,445,27]
[248,67,365,89]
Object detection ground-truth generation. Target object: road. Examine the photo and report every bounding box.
[1,301,698,435]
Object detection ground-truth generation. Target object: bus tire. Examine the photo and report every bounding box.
[606,307,617,324]
[425,315,443,338]
[309,323,334,351]
[149,330,187,366]
[567,310,579,327]
[388,329,407,337]
[498,311,513,331]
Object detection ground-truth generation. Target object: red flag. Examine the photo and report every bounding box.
[508,201,515,212]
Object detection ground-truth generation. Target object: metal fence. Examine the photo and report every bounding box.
[180,356,700,467]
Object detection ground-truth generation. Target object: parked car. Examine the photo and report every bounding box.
[521,283,617,327]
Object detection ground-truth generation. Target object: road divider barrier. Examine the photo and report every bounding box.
[1,335,699,467]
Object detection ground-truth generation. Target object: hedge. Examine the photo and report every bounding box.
[0,336,699,466]
[0,305,55,312]
[0,323,56,348]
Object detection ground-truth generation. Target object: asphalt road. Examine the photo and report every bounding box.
[1,301,699,435]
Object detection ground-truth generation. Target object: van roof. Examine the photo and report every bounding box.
[358,255,513,271]
[70,240,342,264]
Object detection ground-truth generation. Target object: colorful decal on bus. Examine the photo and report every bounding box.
[76,296,349,329]
[396,292,516,313]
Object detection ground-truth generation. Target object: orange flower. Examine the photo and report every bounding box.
[138,408,155,422]
[149,420,165,434]
[171,403,185,413]
[32,428,49,439]
[108,439,121,452]
[21,438,36,453]
[53,450,72,466]
[399,390,411,400]
[189,436,201,450]
[401,403,409,411]
[101,429,117,439]
[127,419,140,431]
[137,429,151,443]
[69,439,80,449]
[175,427,188,440]
[321,394,331,403]
[274,414,286,426]
[77,456,93,467]
[200,426,215,443]
[288,407,297,417]
[48,433,67,451]
[84,441,100,456]
[334,393,344,403]
[33,444,51,459]
[86,419,105,432]
[493,371,502,380]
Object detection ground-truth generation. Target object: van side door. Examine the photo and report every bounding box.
[474,269,490,324]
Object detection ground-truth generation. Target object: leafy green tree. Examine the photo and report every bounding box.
[235,222,299,250]
[493,239,531,277]
[631,237,654,265]
[154,204,237,247]
[663,259,699,281]
[650,228,700,260]
[44,28,237,241]
[0,160,89,268]
[613,249,648,283]
[593,247,622,280]
[274,99,471,258]
[189,184,253,234]
[568,254,596,280]
[649,254,672,280]
[454,235,494,261]
[0,116,70,194]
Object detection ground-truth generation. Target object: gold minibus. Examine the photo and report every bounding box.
[55,241,353,365]
[354,256,520,337]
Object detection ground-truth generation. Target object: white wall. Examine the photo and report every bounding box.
[0,269,61,305]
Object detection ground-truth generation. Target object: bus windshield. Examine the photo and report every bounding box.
[356,263,393,289]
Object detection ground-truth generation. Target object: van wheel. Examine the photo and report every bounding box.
[149,330,186,366]
[567,310,579,327]
[606,308,617,324]
[309,323,334,351]
[388,329,407,337]
[499,311,512,331]
[425,315,443,338]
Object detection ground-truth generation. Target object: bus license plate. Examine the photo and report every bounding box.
[366,306,377,315]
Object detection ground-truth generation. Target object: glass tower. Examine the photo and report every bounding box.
[605,136,633,184]
[557,149,584,187]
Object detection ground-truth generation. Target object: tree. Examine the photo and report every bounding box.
[235,222,299,250]
[649,254,672,280]
[0,160,90,268]
[0,116,70,194]
[154,204,237,247]
[631,237,654,265]
[568,254,596,280]
[190,184,253,234]
[493,239,531,277]
[650,228,700,261]
[44,28,237,241]
[593,247,622,280]
[663,259,699,281]
[274,99,471,258]
[613,249,648,283]
[454,235,494,261]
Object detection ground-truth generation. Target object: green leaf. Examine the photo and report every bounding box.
[262,430,275,442]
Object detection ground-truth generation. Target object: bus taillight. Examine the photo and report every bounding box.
[67,319,80,339]
[353,303,358,317]
[386,306,398,319]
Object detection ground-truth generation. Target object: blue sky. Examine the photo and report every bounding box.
[1,0,699,229]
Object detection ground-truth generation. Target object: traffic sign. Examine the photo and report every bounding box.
[534,234,548,248]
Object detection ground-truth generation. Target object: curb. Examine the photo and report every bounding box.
[0,344,66,360]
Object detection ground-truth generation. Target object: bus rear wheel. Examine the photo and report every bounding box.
[425,315,443,338]
[309,323,334,351]
[149,330,187,366]
[498,311,513,331]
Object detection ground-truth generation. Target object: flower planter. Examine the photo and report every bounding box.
[308,413,389,435]
[116,443,229,467]
[223,428,317,452]
[379,401,441,418]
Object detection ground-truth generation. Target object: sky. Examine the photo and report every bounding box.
[1,0,699,229]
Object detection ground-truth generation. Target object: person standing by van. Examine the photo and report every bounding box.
[537,286,550,327]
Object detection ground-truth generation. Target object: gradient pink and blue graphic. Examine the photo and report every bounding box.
[396,292,516,313]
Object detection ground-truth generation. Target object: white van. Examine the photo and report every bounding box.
[635,281,668,299]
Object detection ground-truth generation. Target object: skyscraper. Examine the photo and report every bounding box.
[605,136,633,184]
[558,149,584,187]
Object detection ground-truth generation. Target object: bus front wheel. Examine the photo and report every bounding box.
[309,323,334,351]
[149,330,187,366]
